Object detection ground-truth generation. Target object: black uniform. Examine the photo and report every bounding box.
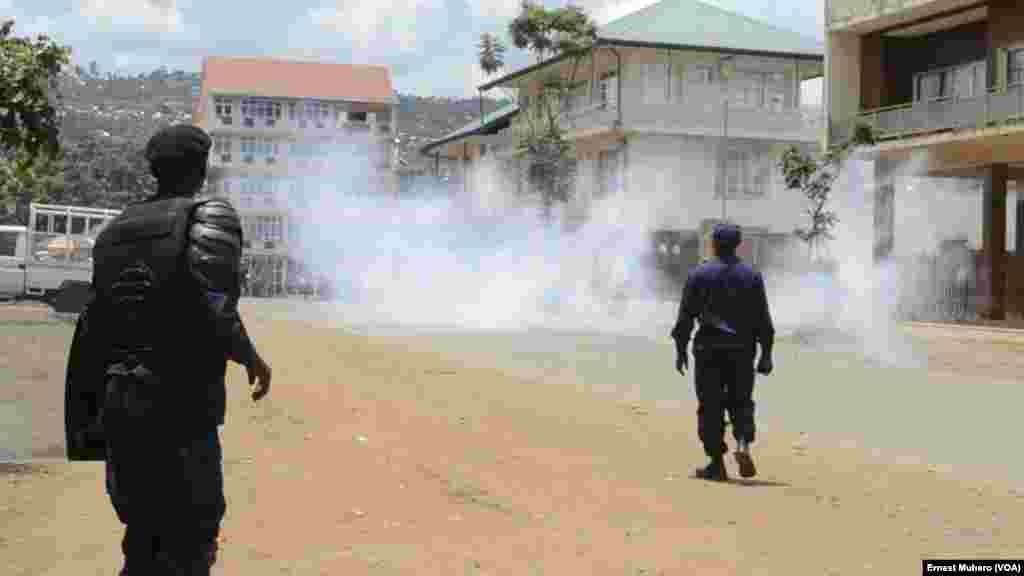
[671,238,774,461]
[66,126,258,574]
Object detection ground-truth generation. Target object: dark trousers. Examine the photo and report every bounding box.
[106,428,226,575]
[693,345,756,458]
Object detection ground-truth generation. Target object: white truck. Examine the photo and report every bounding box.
[0,203,122,312]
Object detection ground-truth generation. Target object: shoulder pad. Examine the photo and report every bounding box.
[193,199,242,233]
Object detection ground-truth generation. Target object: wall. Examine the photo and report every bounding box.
[988,0,1024,56]
[826,31,862,142]
[619,47,806,122]
[621,134,807,234]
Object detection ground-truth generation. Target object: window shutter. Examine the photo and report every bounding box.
[996,48,1008,90]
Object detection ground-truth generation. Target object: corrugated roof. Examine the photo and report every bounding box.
[478,0,823,90]
[420,102,520,155]
[200,57,396,104]
[597,0,823,58]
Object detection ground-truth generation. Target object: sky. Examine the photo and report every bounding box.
[1,0,825,99]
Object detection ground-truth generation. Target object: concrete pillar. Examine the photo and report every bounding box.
[873,159,895,262]
[982,163,1008,320]
[1016,189,1024,255]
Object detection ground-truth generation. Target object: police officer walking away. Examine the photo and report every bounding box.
[671,223,774,481]
[65,124,272,574]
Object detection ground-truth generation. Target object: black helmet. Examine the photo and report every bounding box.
[145,124,212,183]
[712,222,742,249]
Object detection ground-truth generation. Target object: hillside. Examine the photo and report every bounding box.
[57,67,507,172]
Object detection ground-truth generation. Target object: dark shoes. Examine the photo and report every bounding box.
[734,450,757,478]
[695,458,729,481]
[695,450,757,482]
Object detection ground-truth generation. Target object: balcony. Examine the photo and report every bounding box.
[832,84,1024,144]
[548,95,821,142]
[626,98,822,141]
[558,102,619,134]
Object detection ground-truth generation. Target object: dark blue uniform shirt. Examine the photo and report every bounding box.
[671,255,775,351]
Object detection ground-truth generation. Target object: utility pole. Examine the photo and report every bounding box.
[721,97,729,221]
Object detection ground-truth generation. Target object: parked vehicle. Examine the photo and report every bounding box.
[0,203,122,313]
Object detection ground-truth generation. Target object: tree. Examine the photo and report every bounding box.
[0,20,72,162]
[477,1,597,221]
[478,33,506,77]
[777,123,876,262]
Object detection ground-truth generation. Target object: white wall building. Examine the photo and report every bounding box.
[425,0,826,275]
[193,56,398,296]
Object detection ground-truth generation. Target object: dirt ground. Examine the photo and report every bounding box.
[3,301,1024,575]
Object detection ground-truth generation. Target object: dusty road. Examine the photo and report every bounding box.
[3,301,1024,575]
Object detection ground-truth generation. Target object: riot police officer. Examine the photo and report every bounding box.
[66,124,272,574]
[671,223,774,481]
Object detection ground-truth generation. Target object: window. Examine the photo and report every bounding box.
[0,230,19,257]
[253,216,283,244]
[599,72,618,109]
[916,70,950,101]
[1010,48,1024,85]
[953,62,986,99]
[597,148,623,199]
[764,72,787,112]
[214,97,233,122]
[731,70,765,108]
[722,148,768,198]
[259,138,279,161]
[638,59,671,103]
[214,136,232,162]
[347,111,368,123]
[240,137,257,162]
[688,65,713,85]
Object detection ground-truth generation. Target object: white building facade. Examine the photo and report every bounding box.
[429,0,826,275]
[193,56,398,296]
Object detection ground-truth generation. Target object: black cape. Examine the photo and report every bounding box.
[64,293,108,461]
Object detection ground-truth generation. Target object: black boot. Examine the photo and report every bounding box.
[734,441,757,478]
[695,456,728,481]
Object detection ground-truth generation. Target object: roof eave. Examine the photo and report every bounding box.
[593,38,823,62]
[477,37,823,91]
[202,88,397,105]
[420,109,519,156]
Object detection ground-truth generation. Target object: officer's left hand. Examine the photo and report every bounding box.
[675,353,688,375]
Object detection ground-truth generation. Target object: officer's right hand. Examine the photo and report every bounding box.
[756,356,773,376]
[247,353,272,401]
[675,353,688,375]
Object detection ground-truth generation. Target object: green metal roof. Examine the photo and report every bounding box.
[598,0,823,58]
[419,102,520,156]
[478,0,823,90]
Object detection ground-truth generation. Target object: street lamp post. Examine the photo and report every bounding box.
[721,97,729,222]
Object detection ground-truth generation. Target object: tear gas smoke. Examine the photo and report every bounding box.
[769,151,1011,369]
[281,129,998,366]
[286,133,672,337]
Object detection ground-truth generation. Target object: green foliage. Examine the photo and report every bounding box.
[480,1,597,220]
[0,133,156,223]
[0,20,72,162]
[777,122,877,260]
[478,33,506,77]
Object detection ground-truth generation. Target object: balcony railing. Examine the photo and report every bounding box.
[833,84,1024,144]
[626,98,822,141]
[559,102,618,133]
